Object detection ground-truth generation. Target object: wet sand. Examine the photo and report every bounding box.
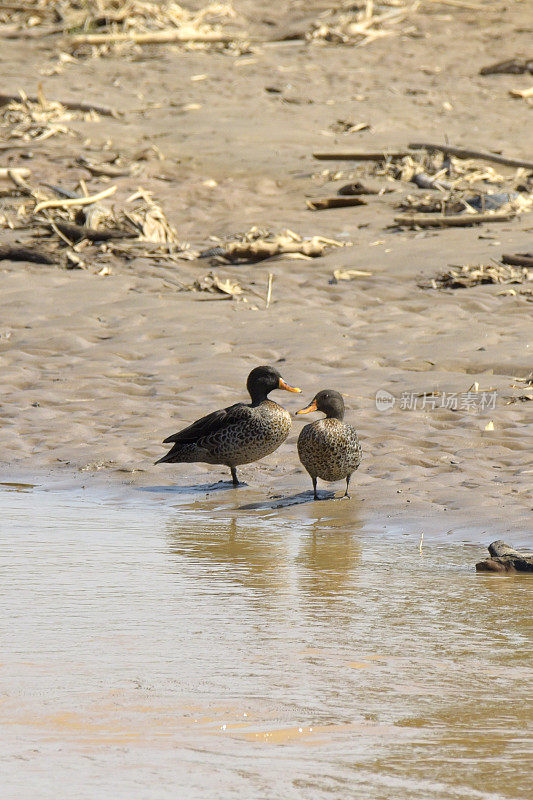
[0,2,532,534]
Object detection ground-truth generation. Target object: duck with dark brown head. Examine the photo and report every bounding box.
[156,366,301,486]
[296,389,362,500]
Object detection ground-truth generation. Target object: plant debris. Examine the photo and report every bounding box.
[187,271,243,297]
[0,88,90,143]
[198,227,350,264]
[307,1,420,47]
[422,262,533,290]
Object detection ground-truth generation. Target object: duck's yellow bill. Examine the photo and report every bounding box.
[296,399,318,414]
[279,378,301,393]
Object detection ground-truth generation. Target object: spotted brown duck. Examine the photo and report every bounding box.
[156,365,301,485]
[296,389,362,500]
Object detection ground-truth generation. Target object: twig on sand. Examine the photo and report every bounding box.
[307,196,367,210]
[394,211,516,227]
[265,272,273,308]
[313,150,409,161]
[424,0,489,9]
[509,87,533,99]
[0,167,31,180]
[501,253,533,268]
[480,58,533,76]
[1,24,65,39]
[408,142,533,171]
[43,221,135,243]
[0,244,55,264]
[34,185,117,214]
[0,92,120,118]
[70,30,235,46]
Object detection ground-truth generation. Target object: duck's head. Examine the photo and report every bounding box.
[247,365,301,403]
[296,389,345,420]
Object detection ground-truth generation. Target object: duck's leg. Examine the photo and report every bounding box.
[312,476,318,500]
[342,474,352,499]
[230,467,239,487]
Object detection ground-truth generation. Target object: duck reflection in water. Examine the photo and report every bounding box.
[166,516,289,595]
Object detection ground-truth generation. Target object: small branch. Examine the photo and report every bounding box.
[509,86,533,99]
[480,58,533,76]
[0,167,31,180]
[2,24,65,39]
[394,211,516,228]
[313,150,409,161]
[0,245,55,264]
[34,185,117,214]
[44,221,135,243]
[501,253,533,268]
[70,30,235,46]
[0,92,120,118]
[307,196,367,210]
[408,142,533,171]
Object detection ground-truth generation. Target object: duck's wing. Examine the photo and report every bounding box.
[162,402,250,444]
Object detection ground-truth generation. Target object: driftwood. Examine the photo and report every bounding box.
[501,253,533,268]
[0,92,119,118]
[408,142,533,171]
[44,221,135,243]
[71,30,235,46]
[476,540,533,574]
[0,245,55,264]
[313,150,409,161]
[307,196,367,210]
[200,238,341,263]
[394,211,515,228]
[480,58,533,76]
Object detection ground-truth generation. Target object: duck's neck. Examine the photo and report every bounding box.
[325,408,344,421]
[249,389,270,406]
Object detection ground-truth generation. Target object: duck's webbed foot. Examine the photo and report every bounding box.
[230,467,240,487]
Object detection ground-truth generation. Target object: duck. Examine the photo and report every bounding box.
[296,389,362,500]
[156,365,301,485]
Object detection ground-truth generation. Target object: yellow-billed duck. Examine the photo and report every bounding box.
[296,389,362,500]
[156,365,301,485]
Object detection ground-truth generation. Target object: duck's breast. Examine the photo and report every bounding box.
[298,418,361,481]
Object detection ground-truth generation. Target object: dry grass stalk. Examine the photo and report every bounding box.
[34,185,117,214]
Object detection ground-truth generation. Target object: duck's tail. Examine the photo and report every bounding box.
[155,442,183,465]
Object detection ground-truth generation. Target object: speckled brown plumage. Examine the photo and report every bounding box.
[296,389,362,499]
[156,366,300,485]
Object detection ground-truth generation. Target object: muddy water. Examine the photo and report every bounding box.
[1,480,531,800]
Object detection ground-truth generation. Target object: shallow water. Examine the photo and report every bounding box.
[1,480,531,800]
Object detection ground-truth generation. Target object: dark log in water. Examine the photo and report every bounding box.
[476,540,533,574]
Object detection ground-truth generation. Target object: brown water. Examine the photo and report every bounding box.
[1,479,531,800]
